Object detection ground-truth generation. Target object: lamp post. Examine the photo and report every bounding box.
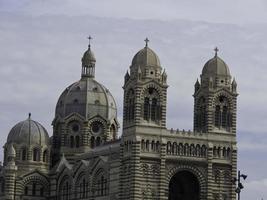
[233,170,247,200]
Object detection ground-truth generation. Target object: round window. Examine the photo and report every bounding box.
[91,121,103,135]
[72,124,80,132]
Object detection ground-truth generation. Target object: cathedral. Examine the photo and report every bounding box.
[0,38,238,200]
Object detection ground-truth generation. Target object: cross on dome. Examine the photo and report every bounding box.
[87,35,93,49]
[214,47,219,57]
[144,37,149,47]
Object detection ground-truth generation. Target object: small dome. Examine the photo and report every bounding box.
[7,115,49,146]
[82,46,96,66]
[202,55,231,77]
[55,78,117,121]
[132,46,161,67]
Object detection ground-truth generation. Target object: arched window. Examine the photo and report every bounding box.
[145,140,150,151]
[144,97,150,120]
[43,150,48,162]
[215,105,221,127]
[59,177,71,200]
[21,147,27,161]
[91,136,95,148]
[156,141,160,152]
[143,87,161,122]
[151,141,155,151]
[96,137,101,146]
[141,139,145,151]
[196,97,206,132]
[75,174,87,198]
[70,136,74,148]
[40,187,44,196]
[24,186,28,195]
[23,182,46,197]
[214,96,231,130]
[32,183,36,196]
[126,89,135,122]
[94,170,108,197]
[75,136,80,148]
[33,148,40,161]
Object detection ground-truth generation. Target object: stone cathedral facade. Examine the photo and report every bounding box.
[0,39,238,200]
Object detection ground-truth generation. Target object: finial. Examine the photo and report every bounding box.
[144,37,149,47]
[214,47,219,57]
[28,112,31,119]
[87,35,93,50]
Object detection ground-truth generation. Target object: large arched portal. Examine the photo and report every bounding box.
[168,170,200,200]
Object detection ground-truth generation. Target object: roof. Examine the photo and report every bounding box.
[7,115,49,146]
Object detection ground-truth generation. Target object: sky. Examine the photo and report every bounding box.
[0,0,267,199]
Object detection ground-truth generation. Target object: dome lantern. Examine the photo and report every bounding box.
[81,36,96,78]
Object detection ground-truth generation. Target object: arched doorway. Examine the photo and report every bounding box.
[168,170,200,200]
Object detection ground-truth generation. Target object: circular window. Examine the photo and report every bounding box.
[72,124,80,132]
[91,121,103,135]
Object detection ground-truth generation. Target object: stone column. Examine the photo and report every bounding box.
[4,164,17,200]
[159,138,167,200]
[206,142,214,200]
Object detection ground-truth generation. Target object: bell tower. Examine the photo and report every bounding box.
[193,48,238,134]
[123,38,168,131]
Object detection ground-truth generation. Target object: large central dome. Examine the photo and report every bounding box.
[55,44,117,121]
[55,78,117,120]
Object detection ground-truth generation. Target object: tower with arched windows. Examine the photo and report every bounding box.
[123,38,168,130]
[193,48,238,134]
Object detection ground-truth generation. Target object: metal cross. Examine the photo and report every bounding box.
[87,35,93,49]
[145,37,149,47]
[214,47,219,57]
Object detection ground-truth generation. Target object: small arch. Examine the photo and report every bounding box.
[91,136,95,148]
[75,135,80,148]
[142,87,161,122]
[33,148,40,161]
[70,136,74,148]
[167,141,171,154]
[93,169,108,197]
[145,140,150,151]
[156,141,160,152]
[201,145,207,157]
[151,140,155,151]
[96,137,101,146]
[196,144,201,157]
[222,147,227,157]
[227,147,231,158]
[43,149,48,163]
[141,139,145,151]
[21,147,27,161]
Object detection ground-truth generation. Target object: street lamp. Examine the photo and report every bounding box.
[233,170,247,200]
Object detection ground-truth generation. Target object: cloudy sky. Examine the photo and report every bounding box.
[0,0,267,199]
